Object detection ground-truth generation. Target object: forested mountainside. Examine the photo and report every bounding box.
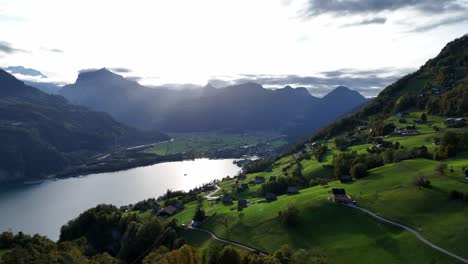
[0,70,169,182]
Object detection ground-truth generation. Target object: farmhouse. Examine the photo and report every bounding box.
[339,175,353,183]
[157,205,178,217]
[286,186,299,195]
[269,176,277,181]
[255,176,265,184]
[444,118,465,128]
[266,193,277,202]
[330,188,353,204]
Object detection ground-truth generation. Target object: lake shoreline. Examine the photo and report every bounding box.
[0,158,242,240]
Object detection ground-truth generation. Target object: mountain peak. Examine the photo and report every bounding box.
[76,67,123,82]
[203,83,216,90]
[324,86,363,98]
[0,69,23,86]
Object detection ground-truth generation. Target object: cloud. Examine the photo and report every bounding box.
[301,0,466,17]
[109,67,132,73]
[0,41,24,54]
[3,66,47,78]
[409,15,468,32]
[208,67,414,97]
[49,48,63,53]
[342,17,387,27]
[78,68,99,73]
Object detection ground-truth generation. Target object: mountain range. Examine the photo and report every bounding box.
[0,69,169,182]
[59,70,368,138]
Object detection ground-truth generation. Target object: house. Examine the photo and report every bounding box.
[415,118,424,124]
[269,176,277,182]
[396,112,403,118]
[399,118,407,124]
[339,175,353,183]
[433,138,441,145]
[266,193,277,202]
[445,118,465,128]
[238,174,247,180]
[238,199,248,209]
[286,186,299,195]
[330,188,353,204]
[356,125,367,132]
[157,205,178,217]
[223,195,233,205]
[241,183,249,190]
[255,176,265,184]
[174,202,185,210]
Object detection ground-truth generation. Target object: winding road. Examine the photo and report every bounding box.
[189,226,267,255]
[345,204,468,264]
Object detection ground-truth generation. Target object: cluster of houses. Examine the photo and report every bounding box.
[445,118,465,128]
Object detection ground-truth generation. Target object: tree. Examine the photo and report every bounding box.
[274,245,292,264]
[217,246,241,264]
[193,205,207,222]
[413,176,431,190]
[350,163,367,179]
[421,113,427,123]
[279,204,300,226]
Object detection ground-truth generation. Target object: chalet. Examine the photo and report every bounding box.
[445,118,465,128]
[238,199,248,209]
[330,188,353,204]
[223,195,233,205]
[255,176,265,184]
[266,193,277,202]
[339,175,353,183]
[394,127,418,136]
[286,186,299,195]
[157,205,178,217]
[269,176,277,182]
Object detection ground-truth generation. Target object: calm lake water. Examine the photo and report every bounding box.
[0,158,240,241]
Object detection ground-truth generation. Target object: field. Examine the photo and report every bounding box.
[188,154,467,263]
[174,112,468,263]
[144,132,288,156]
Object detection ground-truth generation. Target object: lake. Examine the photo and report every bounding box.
[0,158,240,241]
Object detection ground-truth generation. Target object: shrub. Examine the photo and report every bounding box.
[449,190,464,200]
[279,205,300,226]
[413,176,431,189]
[350,163,367,179]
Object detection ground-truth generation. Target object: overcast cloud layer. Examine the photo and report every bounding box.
[0,0,467,97]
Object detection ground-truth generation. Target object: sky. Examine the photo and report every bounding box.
[0,0,467,97]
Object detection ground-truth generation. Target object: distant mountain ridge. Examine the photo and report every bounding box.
[0,69,169,182]
[60,69,366,138]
